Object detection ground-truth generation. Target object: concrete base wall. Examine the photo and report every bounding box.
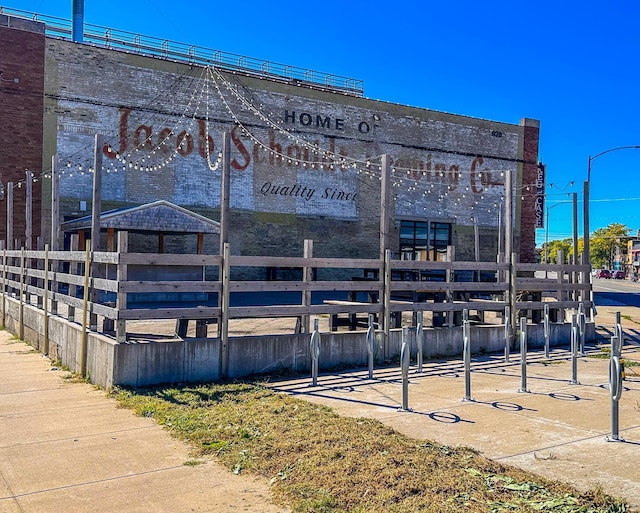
[2,296,595,389]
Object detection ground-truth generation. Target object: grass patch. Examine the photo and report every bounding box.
[111,382,627,512]
[183,459,206,467]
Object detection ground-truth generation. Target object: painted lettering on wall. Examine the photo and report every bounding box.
[283,110,379,134]
[102,108,504,195]
[259,182,359,202]
[535,163,545,228]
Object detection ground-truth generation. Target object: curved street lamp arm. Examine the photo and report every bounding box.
[588,145,640,181]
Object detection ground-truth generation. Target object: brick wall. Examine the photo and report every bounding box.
[0,17,45,247]
[519,118,541,263]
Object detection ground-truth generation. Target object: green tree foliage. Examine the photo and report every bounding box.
[542,238,572,263]
[590,223,631,269]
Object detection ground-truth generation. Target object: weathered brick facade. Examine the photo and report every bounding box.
[1,14,540,263]
[0,16,44,247]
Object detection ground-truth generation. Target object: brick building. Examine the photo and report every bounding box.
[0,9,541,263]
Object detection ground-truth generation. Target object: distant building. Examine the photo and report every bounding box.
[0,9,541,262]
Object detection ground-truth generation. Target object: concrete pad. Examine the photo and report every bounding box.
[11,463,280,513]
[0,333,289,513]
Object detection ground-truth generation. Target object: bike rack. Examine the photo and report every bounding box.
[463,309,473,402]
[607,333,625,442]
[504,305,511,363]
[416,311,424,373]
[309,318,321,386]
[543,303,550,359]
[399,327,411,411]
[569,313,580,385]
[366,314,376,380]
[518,316,530,393]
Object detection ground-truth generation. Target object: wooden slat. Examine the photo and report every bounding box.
[92,277,118,293]
[389,281,507,293]
[515,282,591,292]
[119,253,222,266]
[118,306,222,321]
[515,300,593,310]
[118,280,221,293]
[230,255,381,269]
[226,280,382,293]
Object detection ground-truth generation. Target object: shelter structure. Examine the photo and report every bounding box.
[60,200,220,253]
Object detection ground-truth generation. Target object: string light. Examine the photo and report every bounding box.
[24,62,540,227]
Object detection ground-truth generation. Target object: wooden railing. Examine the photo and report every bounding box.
[0,235,592,344]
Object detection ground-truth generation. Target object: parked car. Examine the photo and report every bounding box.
[613,270,625,279]
[596,269,611,279]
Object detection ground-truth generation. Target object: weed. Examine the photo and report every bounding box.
[183,459,206,467]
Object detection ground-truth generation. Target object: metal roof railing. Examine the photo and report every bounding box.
[0,6,364,97]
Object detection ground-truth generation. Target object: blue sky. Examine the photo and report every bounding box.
[6,0,640,245]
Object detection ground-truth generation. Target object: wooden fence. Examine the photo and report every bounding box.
[0,233,592,353]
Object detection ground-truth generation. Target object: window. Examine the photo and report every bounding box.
[430,222,452,261]
[399,220,451,261]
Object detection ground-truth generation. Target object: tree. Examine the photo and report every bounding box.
[590,223,631,269]
[544,238,572,263]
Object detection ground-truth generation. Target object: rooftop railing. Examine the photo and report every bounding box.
[0,6,364,97]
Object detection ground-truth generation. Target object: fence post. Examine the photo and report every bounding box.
[301,239,313,334]
[18,248,24,341]
[43,244,50,355]
[509,252,517,348]
[383,249,392,360]
[115,231,128,343]
[68,234,79,323]
[1,247,5,327]
[556,249,565,322]
[80,240,91,378]
[220,242,231,378]
[446,246,455,328]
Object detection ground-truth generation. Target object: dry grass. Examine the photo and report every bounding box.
[112,382,627,512]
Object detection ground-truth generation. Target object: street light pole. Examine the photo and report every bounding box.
[585,145,640,269]
[545,200,574,264]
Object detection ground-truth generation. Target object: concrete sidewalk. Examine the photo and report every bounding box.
[0,332,287,513]
[269,341,640,510]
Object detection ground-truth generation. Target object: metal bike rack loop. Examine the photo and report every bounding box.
[607,334,625,442]
[543,303,550,359]
[578,303,586,355]
[518,316,530,393]
[504,305,511,363]
[463,309,473,402]
[569,313,580,385]
[310,318,321,386]
[416,311,424,373]
[399,327,411,411]
[366,314,376,379]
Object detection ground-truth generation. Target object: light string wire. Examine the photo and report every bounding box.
[10,63,541,220]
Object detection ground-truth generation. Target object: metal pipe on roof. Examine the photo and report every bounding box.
[72,0,83,42]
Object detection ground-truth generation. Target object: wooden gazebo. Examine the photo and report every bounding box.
[60,200,220,253]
